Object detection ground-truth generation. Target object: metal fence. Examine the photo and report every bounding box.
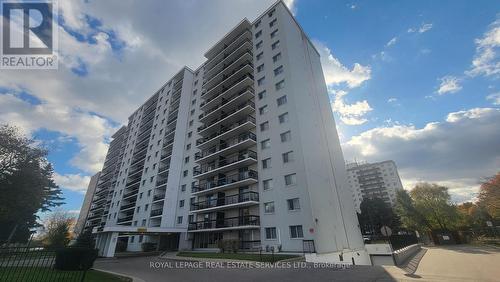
[0,247,87,282]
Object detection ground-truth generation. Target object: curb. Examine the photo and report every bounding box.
[93,268,146,282]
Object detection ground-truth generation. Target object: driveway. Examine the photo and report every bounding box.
[384,244,500,281]
[94,256,396,282]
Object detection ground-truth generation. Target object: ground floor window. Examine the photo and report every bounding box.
[193,232,223,249]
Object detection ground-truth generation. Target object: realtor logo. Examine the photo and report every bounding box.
[1,0,58,69]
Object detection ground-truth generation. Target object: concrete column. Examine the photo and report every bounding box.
[103,232,119,258]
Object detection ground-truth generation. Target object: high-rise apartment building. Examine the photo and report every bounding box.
[346,160,404,212]
[74,171,100,236]
[84,1,369,264]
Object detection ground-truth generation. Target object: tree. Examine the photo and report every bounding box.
[411,183,459,230]
[358,197,398,235]
[456,202,491,230]
[395,189,431,232]
[477,172,500,220]
[0,124,64,244]
[40,211,75,249]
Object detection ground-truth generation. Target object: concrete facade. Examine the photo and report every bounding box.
[82,0,368,264]
[346,160,404,213]
[74,171,100,236]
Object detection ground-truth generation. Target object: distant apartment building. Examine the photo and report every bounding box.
[82,1,368,264]
[346,160,404,212]
[74,171,100,236]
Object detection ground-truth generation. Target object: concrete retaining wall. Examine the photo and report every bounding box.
[393,244,422,265]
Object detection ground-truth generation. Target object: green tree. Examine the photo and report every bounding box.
[0,124,64,244]
[41,211,75,249]
[358,197,398,235]
[395,189,431,232]
[410,183,459,230]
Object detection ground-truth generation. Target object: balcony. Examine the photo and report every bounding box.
[197,101,255,136]
[202,64,254,101]
[194,150,257,179]
[153,194,165,202]
[199,87,254,122]
[123,188,139,199]
[196,115,255,150]
[150,209,163,217]
[200,76,254,111]
[188,215,259,232]
[204,20,252,63]
[195,132,256,164]
[117,215,133,223]
[156,177,168,187]
[191,191,259,212]
[204,48,253,89]
[204,28,252,72]
[192,170,258,195]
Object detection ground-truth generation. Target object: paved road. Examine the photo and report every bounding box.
[384,244,500,281]
[94,245,500,282]
[94,256,396,282]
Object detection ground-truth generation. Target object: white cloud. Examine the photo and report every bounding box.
[437,76,462,95]
[343,107,500,202]
[466,17,500,78]
[387,97,398,103]
[314,40,371,88]
[408,23,433,33]
[486,92,500,105]
[53,173,91,193]
[386,37,397,47]
[331,90,373,125]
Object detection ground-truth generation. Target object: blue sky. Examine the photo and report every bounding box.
[0,0,498,216]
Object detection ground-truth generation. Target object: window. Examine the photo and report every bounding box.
[260,121,269,132]
[265,227,277,240]
[139,235,143,243]
[264,202,275,213]
[285,173,297,186]
[259,105,268,115]
[262,158,271,169]
[268,8,275,17]
[258,77,265,86]
[281,131,291,142]
[289,225,304,238]
[273,53,282,63]
[277,95,287,106]
[255,30,262,38]
[150,176,154,183]
[255,20,261,28]
[181,184,186,192]
[145,204,149,211]
[256,40,263,49]
[130,236,134,243]
[191,109,195,116]
[192,99,196,105]
[179,200,185,207]
[177,216,183,224]
[258,90,266,100]
[275,80,285,90]
[263,179,273,190]
[270,29,278,38]
[186,143,191,150]
[185,156,190,163]
[257,64,264,72]
[147,190,151,196]
[271,40,280,50]
[282,151,294,163]
[256,52,264,60]
[183,170,188,177]
[287,198,300,210]
[269,18,277,27]
[142,219,147,226]
[261,139,271,149]
[279,112,289,124]
[188,131,192,138]
[274,65,283,76]
[189,120,193,126]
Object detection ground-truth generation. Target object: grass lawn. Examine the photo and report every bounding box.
[0,268,131,282]
[177,252,299,262]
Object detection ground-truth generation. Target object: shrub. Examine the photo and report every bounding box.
[54,247,98,270]
[141,242,156,252]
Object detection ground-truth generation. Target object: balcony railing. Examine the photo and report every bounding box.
[192,170,258,193]
[195,132,256,161]
[202,63,254,99]
[199,87,254,120]
[188,215,259,231]
[117,215,133,223]
[156,178,168,187]
[150,209,163,217]
[196,115,255,147]
[191,191,259,211]
[153,194,165,201]
[197,100,255,133]
[195,150,257,175]
[120,202,136,210]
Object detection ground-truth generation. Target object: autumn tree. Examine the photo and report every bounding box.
[40,211,75,249]
[0,124,64,244]
[477,172,500,220]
